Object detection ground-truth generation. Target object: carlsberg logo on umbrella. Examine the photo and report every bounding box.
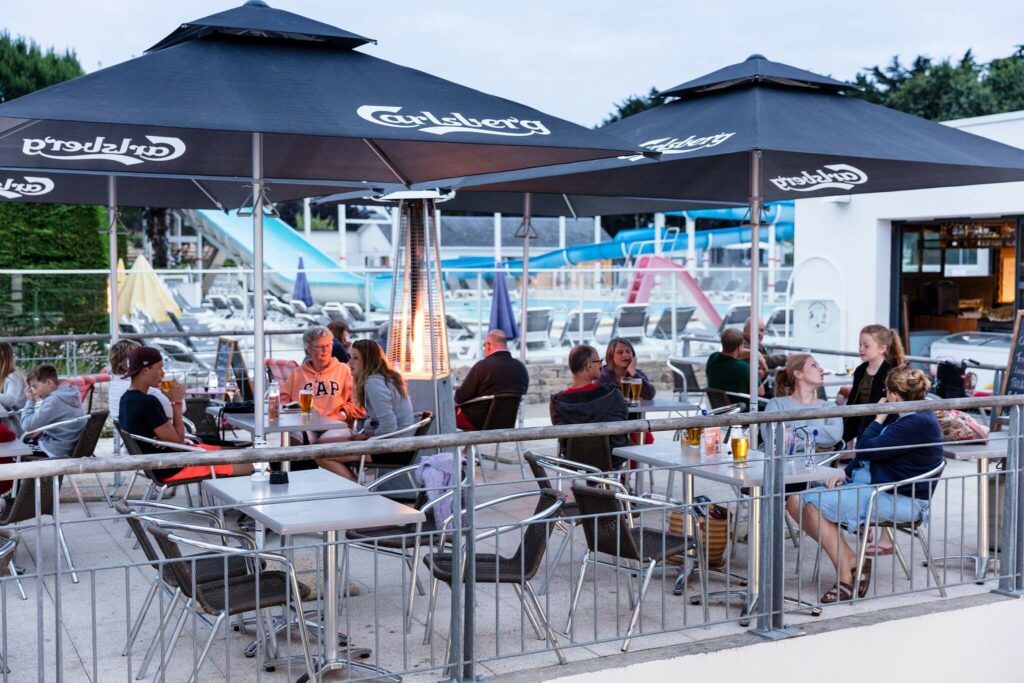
[0,176,54,199]
[770,164,868,192]
[619,132,735,161]
[21,135,186,166]
[357,105,551,137]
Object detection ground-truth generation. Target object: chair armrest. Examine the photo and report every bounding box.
[125,432,207,453]
[368,415,432,440]
[473,498,564,544]
[21,414,90,440]
[126,499,224,528]
[868,462,945,498]
[364,464,419,491]
[143,517,258,552]
[455,395,495,408]
[439,490,541,532]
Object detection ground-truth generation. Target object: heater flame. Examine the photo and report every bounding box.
[411,306,428,377]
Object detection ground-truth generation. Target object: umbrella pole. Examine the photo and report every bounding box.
[108,177,119,343]
[748,151,763,444]
[519,193,532,364]
[252,133,267,447]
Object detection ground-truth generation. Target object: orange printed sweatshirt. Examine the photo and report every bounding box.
[281,357,366,422]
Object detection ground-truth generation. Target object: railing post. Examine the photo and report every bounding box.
[446,450,465,681]
[756,421,801,639]
[996,404,1024,597]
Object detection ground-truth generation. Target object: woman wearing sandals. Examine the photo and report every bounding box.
[787,366,943,603]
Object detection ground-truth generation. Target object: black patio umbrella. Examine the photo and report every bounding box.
[0,0,643,449]
[417,54,1024,420]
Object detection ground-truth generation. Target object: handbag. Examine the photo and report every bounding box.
[935,409,988,444]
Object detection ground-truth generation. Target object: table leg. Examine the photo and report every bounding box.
[929,457,996,582]
[672,472,696,595]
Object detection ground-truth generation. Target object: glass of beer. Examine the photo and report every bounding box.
[730,428,750,467]
[299,388,314,415]
[160,378,173,395]
[629,378,643,406]
[619,378,631,398]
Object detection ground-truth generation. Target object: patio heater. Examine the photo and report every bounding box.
[387,197,456,435]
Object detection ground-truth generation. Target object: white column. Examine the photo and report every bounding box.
[593,215,602,288]
[558,215,567,287]
[767,213,777,299]
[337,203,347,264]
[653,212,665,255]
[435,208,443,251]
[303,197,312,238]
[108,177,119,342]
[390,207,399,265]
[686,216,697,276]
[493,212,502,264]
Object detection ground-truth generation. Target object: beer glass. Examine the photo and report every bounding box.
[619,378,630,398]
[160,378,173,395]
[730,427,750,467]
[299,388,314,415]
[629,378,642,406]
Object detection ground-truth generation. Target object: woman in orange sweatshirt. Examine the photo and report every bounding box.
[282,327,366,443]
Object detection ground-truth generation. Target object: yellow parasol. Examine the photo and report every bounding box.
[117,255,181,322]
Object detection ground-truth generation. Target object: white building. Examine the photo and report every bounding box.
[792,110,1024,355]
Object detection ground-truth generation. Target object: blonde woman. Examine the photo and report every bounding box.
[760,353,842,453]
[788,366,943,603]
[0,342,27,429]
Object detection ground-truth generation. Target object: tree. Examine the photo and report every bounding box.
[598,87,667,127]
[0,34,106,337]
[0,32,83,102]
[849,47,1024,121]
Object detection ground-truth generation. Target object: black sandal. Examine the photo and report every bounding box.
[821,581,853,603]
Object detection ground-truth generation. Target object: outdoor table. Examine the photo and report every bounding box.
[204,470,423,681]
[186,387,226,397]
[613,441,835,619]
[626,398,701,416]
[932,439,1009,581]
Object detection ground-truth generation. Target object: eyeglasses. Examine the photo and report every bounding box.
[588,358,601,366]
[311,344,332,351]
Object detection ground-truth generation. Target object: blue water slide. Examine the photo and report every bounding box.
[194,209,364,303]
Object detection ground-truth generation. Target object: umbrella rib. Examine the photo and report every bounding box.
[560,194,579,219]
[0,118,40,142]
[190,178,228,213]
[362,138,411,187]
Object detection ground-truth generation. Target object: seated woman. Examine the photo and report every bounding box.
[786,366,943,603]
[598,337,656,400]
[317,339,415,481]
[760,353,843,455]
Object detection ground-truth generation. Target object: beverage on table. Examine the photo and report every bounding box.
[731,428,749,466]
[160,378,173,395]
[619,378,631,399]
[629,378,642,406]
[268,380,281,421]
[299,388,314,415]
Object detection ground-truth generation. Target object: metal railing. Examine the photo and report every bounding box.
[1,395,1022,681]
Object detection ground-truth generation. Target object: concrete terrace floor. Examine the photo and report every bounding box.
[0,403,1005,682]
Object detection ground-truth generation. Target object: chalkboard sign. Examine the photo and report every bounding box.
[1001,311,1024,396]
[215,336,254,401]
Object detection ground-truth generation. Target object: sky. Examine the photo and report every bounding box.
[2,1,1023,127]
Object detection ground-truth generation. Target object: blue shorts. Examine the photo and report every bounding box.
[799,464,928,529]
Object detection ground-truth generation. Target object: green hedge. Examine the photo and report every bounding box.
[0,203,108,335]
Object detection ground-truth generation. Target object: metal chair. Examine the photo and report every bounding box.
[145,520,317,682]
[0,471,77,584]
[357,411,433,485]
[559,433,617,473]
[64,411,111,516]
[456,393,527,477]
[345,463,458,632]
[112,419,219,506]
[115,500,248,678]
[667,357,706,404]
[566,479,707,651]
[422,489,568,664]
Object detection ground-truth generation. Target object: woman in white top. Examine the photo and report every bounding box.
[0,342,27,430]
[760,353,843,454]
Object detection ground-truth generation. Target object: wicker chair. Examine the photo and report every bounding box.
[64,411,111,515]
[0,470,77,584]
[567,480,707,651]
[145,520,317,682]
[357,411,433,485]
[456,393,526,477]
[422,488,567,665]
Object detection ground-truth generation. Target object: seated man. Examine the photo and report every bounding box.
[281,326,365,443]
[454,329,529,430]
[706,328,758,409]
[549,344,629,459]
[19,364,86,458]
[118,347,249,482]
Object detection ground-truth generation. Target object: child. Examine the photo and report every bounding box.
[19,365,86,458]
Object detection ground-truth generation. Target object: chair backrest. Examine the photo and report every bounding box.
[114,501,167,567]
[705,388,737,410]
[111,419,145,456]
[718,304,750,333]
[144,522,201,601]
[525,308,554,338]
[561,434,614,472]
[570,483,641,562]
[667,358,704,396]
[653,307,696,339]
[70,410,109,459]
[62,374,110,411]
[265,358,299,385]
[560,309,601,344]
[611,304,649,341]
[2,471,58,524]
[510,489,564,580]
[479,394,523,431]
